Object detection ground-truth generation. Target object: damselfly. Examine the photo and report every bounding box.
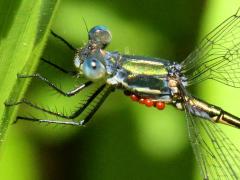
[6,8,240,180]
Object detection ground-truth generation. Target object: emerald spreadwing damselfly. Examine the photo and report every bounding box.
[5,8,240,180]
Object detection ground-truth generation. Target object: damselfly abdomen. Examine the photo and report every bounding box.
[6,9,240,180]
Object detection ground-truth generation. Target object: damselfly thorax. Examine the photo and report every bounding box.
[73,26,240,129]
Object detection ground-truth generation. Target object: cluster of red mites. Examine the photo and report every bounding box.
[124,92,165,110]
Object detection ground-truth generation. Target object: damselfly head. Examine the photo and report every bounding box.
[74,26,117,81]
[88,25,112,49]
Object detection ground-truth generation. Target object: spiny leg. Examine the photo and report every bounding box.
[5,84,105,118]
[67,84,107,119]
[5,98,70,119]
[80,86,114,125]
[46,30,79,74]
[17,73,92,97]
[16,116,82,126]
[41,57,77,75]
[50,30,76,52]
[9,85,113,126]
[41,31,77,74]
[8,30,88,126]
[42,31,77,75]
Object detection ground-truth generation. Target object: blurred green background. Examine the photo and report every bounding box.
[0,0,240,180]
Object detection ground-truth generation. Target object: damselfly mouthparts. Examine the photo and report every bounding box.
[5,9,240,180]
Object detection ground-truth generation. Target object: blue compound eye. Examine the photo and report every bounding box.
[82,58,106,80]
[88,26,112,48]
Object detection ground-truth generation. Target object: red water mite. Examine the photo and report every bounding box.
[127,93,165,110]
[144,99,154,107]
[130,94,139,101]
[139,98,145,104]
[155,101,165,110]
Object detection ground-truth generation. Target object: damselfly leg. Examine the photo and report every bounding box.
[17,74,92,97]
[16,86,112,126]
[41,57,77,75]
[38,31,77,75]
[5,84,112,125]
[5,31,111,126]
[50,30,76,52]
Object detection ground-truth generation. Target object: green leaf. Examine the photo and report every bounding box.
[0,0,59,145]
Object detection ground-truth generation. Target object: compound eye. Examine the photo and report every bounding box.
[82,57,106,80]
[88,26,112,48]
